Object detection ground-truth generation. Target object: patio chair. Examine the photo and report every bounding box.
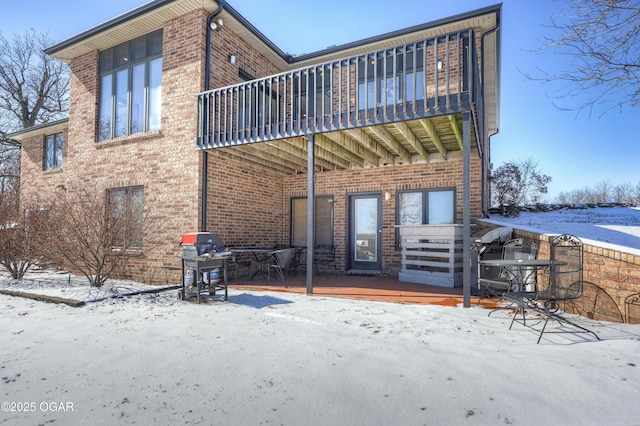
[228,252,253,282]
[314,245,338,276]
[267,247,298,285]
[477,238,538,302]
[289,247,304,278]
[504,234,599,343]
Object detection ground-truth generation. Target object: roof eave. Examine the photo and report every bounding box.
[46,1,501,66]
[8,118,69,141]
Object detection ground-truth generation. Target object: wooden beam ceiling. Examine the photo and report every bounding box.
[420,118,448,160]
[209,113,476,174]
[367,125,413,164]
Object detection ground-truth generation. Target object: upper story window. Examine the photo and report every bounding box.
[293,70,331,119]
[237,69,281,130]
[44,133,63,170]
[358,48,425,109]
[98,30,163,141]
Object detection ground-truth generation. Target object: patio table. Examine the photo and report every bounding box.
[478,259,567,292]
[229,248,274,281]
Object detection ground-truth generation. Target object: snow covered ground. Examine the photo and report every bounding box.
[1,270,639,425]
[483,205,640,255]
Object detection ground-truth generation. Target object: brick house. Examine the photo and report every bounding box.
[13,1,501,291]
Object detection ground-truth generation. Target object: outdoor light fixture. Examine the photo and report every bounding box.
[229,54,236,64]
[210,17,223,31]
[437,60,443,70]
[384,191,391,201]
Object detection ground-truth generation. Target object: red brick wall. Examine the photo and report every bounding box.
[511,228,640,324]
[204,150,482,275]
[20,10,212,281]
[19,6,488,285]
[19,8,289,283]
[205,151,285,248]
[20,128,69,206]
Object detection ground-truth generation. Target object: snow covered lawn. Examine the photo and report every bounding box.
[484,205,640,254]
[1,272,639,425]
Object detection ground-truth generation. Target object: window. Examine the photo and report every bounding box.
[237,69,280,131]
[293,70,331,119]
[396,189,455,248]
[291,196,333,247]
[109,186,144,249]
[44,133,63,170]
[358,47,424,109]
[98,30,162,141]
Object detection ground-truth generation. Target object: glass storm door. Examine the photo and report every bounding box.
[348,194,382,272]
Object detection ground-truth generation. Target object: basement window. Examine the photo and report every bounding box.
[108,186,144,249]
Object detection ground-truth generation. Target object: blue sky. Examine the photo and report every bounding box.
[1,0,637,200]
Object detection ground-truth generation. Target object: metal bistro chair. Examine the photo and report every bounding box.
[314,245,338,276]
[267,247,298,285]
[229,251,253,282]
[477,238,538,302]
[289,247,304,278]
[504,234,599,343]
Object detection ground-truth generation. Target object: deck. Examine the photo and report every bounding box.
[195,29,483,174]
[231,273,499,308]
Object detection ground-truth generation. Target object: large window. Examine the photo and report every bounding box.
[293,70,331,119]
[109,186,144,249]
[396,189,455,248]
[44,133,63,170]
[358,48,424,109]
[98,30,162,141]
[291,196,333,247]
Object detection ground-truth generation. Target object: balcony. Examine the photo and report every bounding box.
[196,29,482,173]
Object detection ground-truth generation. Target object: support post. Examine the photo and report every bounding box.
[462,111,471,307]
[306,135,315,294]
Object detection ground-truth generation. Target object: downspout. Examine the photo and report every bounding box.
[200,1,225,232]
[480,18,501,217]
[464,14,501,307]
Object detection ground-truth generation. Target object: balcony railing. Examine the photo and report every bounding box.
[196,29,479,149]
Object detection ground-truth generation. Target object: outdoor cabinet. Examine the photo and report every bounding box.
[397,225,464,288]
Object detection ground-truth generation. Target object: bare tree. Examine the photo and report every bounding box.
[592,179,614,203]
[0,184,49,279]
[612,181,634,205]
[563,188,589,204]
[490,162,521,215]
[490,158,552,215]
[43,186,143,287]
[0,30,69,134]
[515,157,552,204]
[528,0,640,115]
[0,29,69,193]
